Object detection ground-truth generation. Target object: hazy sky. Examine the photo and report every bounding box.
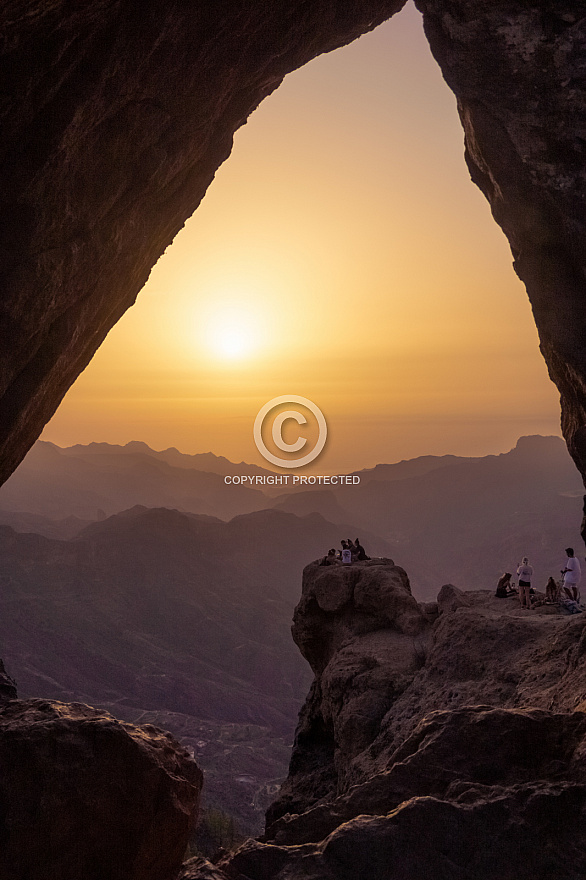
[41,2,561,473]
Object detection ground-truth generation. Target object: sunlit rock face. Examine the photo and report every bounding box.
[1,1,586,515]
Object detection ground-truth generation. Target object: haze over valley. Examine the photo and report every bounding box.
[0,433,582,833]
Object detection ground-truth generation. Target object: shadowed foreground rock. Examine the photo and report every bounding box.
[0,693,203,880]
[179,562,586,879]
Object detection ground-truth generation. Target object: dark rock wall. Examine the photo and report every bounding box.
[416,2,586,483]
[0,0,405,484]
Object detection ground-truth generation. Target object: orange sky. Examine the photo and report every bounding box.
[41,2,561,473]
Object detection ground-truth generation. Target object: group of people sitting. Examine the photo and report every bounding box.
[495,547,582,612]
[320,538,370,565]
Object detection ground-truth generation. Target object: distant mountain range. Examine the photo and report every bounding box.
[1,434,583,598]
[0,440,268,521]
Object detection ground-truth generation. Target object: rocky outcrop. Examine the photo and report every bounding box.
[270,558,426,817]
[190,763,586,879]
[179,562,586,879]
[0,675,203,880]
[1,2,586,518]
[270,575,586,827]
[415,2,586,492]
[292,558,426,675]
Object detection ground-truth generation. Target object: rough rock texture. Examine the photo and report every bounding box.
[179,562,586,879]
[273,559,426,813]
[200,773,586,879]
[415,1,586,495]
[0,693,203,880]
[293,558,426,675]
[271,575,586,827]
[1,1,586,525]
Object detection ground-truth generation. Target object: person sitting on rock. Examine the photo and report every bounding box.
[320,548,340,566]
[495,572,513,598]
[354,538,370,561]
[545,577,560,604]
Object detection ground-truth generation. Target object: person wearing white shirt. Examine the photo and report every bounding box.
[517,557,533,609]
[562,547,582,602]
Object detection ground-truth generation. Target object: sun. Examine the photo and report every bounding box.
[204,303,264,361]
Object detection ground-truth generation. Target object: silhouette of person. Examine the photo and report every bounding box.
[354,538,369,561]
[320,548,339,566]
[495,572,512,598]
[545,577,559,604]
[341,542,352,564]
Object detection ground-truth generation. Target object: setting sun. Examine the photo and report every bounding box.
[207,308,258,360]
[199,301,267,362]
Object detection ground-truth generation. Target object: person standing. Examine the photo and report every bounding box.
[561,547,582,602]
[517,557,533,608]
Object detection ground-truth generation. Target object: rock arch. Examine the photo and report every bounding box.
[1,1,585,526]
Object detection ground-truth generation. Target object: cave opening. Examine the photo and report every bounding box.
[37,1,561,477]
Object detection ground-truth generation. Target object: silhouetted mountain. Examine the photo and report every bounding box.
[0,509,95,539]
[350,452,482,482]
[60,440,274,477]
[0,441,267,521]
[271,489,351,524]
[349,435,584,596]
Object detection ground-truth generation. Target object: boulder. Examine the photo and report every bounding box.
[0,698,203,880]
[219,706,586,879]
[268,704,586,846]
[293,559,426,675]
[437,583,471,615]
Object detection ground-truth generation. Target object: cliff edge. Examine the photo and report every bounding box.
[184,559,586,880]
